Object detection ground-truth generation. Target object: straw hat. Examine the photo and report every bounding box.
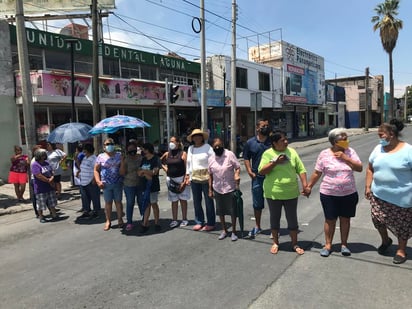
[187,129,209,142]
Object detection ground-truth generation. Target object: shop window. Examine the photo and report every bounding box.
[318,112,325,126]
[141,64,157,80]
[236,67,248,89]
[258,72,270,91]
[103,59,120,77]
[45,50,70,71]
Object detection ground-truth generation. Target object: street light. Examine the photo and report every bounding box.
[65,38,79,122]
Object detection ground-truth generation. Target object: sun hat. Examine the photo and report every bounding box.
[187,129,209,142]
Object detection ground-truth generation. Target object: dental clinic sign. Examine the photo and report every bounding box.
[8,25,200,74]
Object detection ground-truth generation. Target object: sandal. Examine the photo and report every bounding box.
[103,222,111,231]
[270,243,279,254]
[377,238,392,255]
[293,245,304,255]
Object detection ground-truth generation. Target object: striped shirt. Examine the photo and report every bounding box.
[79,154,96,186]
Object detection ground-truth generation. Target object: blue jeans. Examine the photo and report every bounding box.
[80,182,101,212]
[124,185,143,224]
[191,181,215,226]
[252,176,265,210]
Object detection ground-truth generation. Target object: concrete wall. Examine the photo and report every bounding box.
[0,20,20,181]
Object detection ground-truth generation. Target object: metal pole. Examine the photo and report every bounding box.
[65,39,78,122]
[15,0,36,151]
[165,78,170,142]
[365,67,369,131]
[200,0,207,132]
[92,0,101,153]
[404,86,408,122]
[230,0,237,152]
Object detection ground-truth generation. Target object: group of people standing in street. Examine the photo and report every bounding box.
[242,118,411,264]
[8,118,412,264]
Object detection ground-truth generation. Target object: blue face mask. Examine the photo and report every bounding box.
[379,138,390,147]
[105,145,115,152]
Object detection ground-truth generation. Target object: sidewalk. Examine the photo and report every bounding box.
[0,128,374,216]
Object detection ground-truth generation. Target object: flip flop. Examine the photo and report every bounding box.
[293,245,304,255]
[393,254,407,264]
[270,243,279,254]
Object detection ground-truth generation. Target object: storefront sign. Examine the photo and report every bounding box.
[8,25,200,74]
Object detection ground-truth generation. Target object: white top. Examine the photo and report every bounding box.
[79,154,97,186]
[186,143,213,179]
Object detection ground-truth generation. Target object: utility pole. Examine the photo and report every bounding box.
[404,86,408,122]
[15,0,36,151]
[92,0,101,152]
[200,0,207,132]
[230,0,237,153]
[365,67,369,131]
[165,78,171,142]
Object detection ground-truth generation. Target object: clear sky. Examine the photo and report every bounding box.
[30,0,412,97]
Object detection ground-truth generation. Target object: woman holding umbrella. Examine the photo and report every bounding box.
[94,138,124,231]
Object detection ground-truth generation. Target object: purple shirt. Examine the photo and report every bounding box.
[31,160,54,194]
[95,152,122,184]
[208,149,240,194]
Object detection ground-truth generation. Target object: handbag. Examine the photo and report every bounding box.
[191,168,209,183]
[167,178,183,194]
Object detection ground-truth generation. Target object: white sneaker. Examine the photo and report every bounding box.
[180,220,189,227]
[218,232,227,240]
[231,233,238,241]
[169,220,179,228]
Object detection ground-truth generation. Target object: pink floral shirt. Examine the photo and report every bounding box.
[208,149,240,194]
[315,147,361,196]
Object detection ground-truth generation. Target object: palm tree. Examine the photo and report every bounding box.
[372,0,403,121]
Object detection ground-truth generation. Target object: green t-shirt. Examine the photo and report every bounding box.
[258,147,306,200]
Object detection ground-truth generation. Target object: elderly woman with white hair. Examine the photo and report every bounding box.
[31,148,59,223]
[304,128,363,257]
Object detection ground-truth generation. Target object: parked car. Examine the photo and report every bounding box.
[408,115,412,123]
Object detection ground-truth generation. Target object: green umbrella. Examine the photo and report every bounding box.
[234,189,244,238]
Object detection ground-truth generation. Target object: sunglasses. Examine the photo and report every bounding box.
[105,143,114,146]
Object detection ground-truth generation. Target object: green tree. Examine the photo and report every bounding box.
[371,0,403,121]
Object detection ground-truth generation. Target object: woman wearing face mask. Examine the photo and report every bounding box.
[119,143,143,231]
[365,119,412,264]
[208,138,241,241]
[161,136,190,228]
[186,129,215,231]
[304,128,363,257]
[94,138,124,231]
[258,130,307,255]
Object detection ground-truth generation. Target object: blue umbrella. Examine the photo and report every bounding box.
[89,115,151,135]
[47,122,93,143]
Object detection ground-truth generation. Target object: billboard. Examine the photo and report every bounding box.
[0,0,115,16]
[281,41,325,105]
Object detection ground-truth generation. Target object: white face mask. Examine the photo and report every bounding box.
[169,142,177,150]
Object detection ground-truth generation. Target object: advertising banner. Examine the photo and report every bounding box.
[280,41,325,105]
[15,72,193,104]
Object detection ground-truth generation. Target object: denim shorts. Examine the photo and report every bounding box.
[103,182,123,202]
[251,175,265,210]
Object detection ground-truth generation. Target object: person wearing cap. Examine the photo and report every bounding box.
[186,129,215,231]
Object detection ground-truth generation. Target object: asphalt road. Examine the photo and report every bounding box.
[0,128,411,309]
